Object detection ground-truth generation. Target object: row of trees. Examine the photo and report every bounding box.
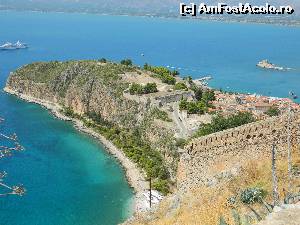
[86,114,170,194]
[61,110,171,195]
[196,112,255,137]
[0,117,25,197]
[129,83,158,95]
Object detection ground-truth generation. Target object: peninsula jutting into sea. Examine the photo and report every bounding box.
[1,5,300,225]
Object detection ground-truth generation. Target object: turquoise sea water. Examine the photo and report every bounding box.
[0,10,299,225]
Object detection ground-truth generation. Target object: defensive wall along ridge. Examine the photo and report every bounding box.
[177,113,300,190]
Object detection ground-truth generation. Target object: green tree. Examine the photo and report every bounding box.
[144,83,158,93]
[99,58,107,63]
[179,98,188,110]
[143,63,150,70]
[179,99,208,115]
[129,83,158,95]
[120,59,133,66]
[143,64,176,85]
[202,89,216,103]
[194,87,203,101]
[196,112,255,137]
[152,179,169,195]
[161,75,176,85]
[171,70,180,76]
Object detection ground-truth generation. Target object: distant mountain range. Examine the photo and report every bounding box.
[1,0,299,20]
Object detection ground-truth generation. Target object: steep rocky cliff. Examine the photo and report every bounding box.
[6,61,141,126]
[5,60,179,192]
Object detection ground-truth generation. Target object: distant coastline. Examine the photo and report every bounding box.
[1,8,299,27]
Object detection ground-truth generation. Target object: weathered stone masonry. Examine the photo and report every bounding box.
[178,113,300,190]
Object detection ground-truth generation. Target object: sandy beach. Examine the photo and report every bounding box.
[3,87,156,214]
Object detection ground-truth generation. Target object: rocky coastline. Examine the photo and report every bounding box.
[3,86,151,215]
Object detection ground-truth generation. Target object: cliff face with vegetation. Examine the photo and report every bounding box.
[5,60,178,193]
[7,61,139,125]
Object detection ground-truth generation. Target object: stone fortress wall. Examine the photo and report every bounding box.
[178,113,300,190]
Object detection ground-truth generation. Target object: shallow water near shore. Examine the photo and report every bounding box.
[0,93,134,225]
[0,10,300,225]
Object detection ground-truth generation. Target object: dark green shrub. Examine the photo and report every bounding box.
[174,82,188,91]
[240,187,266,205]
[120,59,133,66]
[152,108,172,122]
[194,87,203,101]
[99,58,107,63]
[62,107,75,117]
[144,83,158,93]
[179,99,208,115]
[129,83,144,95]
[152,179,170,195]
[175,138,187,148]
[129,83,158,95]
[202,89,216,103]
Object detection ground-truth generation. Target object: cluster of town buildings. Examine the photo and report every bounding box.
[211,91,300,118]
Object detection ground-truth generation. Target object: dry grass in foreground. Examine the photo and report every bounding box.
[131,149,300,225]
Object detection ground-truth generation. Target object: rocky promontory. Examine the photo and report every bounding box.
[4,59,184,213]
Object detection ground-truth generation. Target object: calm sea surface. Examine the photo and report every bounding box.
[0,10,299,225]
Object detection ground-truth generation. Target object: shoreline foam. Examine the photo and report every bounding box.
[3,86,153,216]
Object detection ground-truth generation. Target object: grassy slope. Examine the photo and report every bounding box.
[132,150,300,225]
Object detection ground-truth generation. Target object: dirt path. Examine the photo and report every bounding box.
[171,103,188,138]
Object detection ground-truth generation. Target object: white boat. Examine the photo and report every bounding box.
[0,41,28,50]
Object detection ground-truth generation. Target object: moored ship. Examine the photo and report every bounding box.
[0,41,28,50]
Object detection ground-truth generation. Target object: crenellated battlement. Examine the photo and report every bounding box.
[178,113,300,190]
